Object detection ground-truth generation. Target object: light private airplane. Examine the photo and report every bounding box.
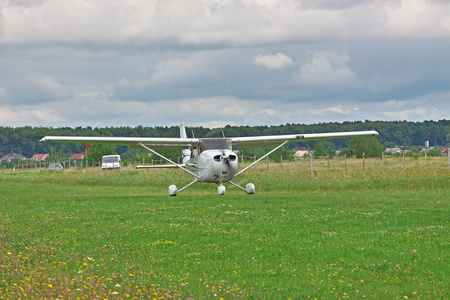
[40,124,378,196]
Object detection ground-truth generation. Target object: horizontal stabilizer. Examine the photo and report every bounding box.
[136,164,186,169]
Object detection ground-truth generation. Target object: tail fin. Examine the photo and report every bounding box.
[180,123,187,138]
[180,123,191,163]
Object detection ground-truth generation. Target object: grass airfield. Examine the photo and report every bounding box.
[0,159,448,299]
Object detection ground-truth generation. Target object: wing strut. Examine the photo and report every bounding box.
[138,143,201,180]
[228,181,246,191]
[177,179,199,193]
[234,140,289,178]
[226,140,289,194]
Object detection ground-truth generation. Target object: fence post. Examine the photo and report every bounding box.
[363,153,365,176]
[402,151,405,171]
[345,154,347,176]
[382,151,384,173]
[425,151,427,167]
[310,155,313,174]
[280,155,283,171]
[327,155,330,171]
[267,156,269,171]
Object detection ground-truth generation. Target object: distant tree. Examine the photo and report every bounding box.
[46,147,67,164]
[87,144,117,166]
[427,147,442,157]
[151,149,182,163]
[269,146,296,162]
[346,136,383,158]
[326,144,334,157]
[446,129,450,146]
[313,142,325,157]
[409,146,422,154]
[383,141,396,149]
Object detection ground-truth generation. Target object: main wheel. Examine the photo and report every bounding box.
[245,183,255,194]
[169,185,178,196]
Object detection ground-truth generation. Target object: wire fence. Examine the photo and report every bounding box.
[239,152,450,175]
[1,151,449,174]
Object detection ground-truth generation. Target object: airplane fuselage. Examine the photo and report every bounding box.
[186,150,238,183]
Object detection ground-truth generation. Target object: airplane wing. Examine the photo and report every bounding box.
[39,136,199,150]
[41,130,378,149]
[231,130,379,148]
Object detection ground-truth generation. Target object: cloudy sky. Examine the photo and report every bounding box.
[1,0,449,128]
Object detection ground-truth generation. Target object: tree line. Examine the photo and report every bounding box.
[1,120,449,161]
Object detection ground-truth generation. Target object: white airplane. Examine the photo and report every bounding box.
[41,124,378,196]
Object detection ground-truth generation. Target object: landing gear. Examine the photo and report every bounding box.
[245,183,255,194]
[169,185,178,196]
[169,181,254,196]
[228,181,255,194]
[218,183,226,195]
[168,179,199,196]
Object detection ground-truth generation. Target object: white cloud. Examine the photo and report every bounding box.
[325,105,359,115]
[2,0,449,46]
[0,106,63,125]
[150,54,216,85]
[378,91,450,120]
[296,52,356,86]
[1,89,449,127]
[0,0,449,127]
[0,87,10,104]
[382,108,428,120]
[253,53,293,70]
[383,0,450,38]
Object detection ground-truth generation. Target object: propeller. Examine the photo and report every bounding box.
[221,150,231,165]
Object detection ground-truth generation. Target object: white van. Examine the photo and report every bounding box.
[102,155,121,170]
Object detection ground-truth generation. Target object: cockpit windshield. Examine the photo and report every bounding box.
[198,138,232,152]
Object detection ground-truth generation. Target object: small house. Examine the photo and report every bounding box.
[0,151,26,161]
[294,150,310,159]
[385,147,402,154]
[70,153,85,160]
[31,154,49,161]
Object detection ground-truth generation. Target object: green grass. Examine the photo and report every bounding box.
[0,165,448,299]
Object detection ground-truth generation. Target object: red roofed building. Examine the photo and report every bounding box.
[442,148,449,156]
[70,153,85,160]
[31,154,49,161]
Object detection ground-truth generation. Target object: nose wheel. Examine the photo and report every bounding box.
[218,183,226,195]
